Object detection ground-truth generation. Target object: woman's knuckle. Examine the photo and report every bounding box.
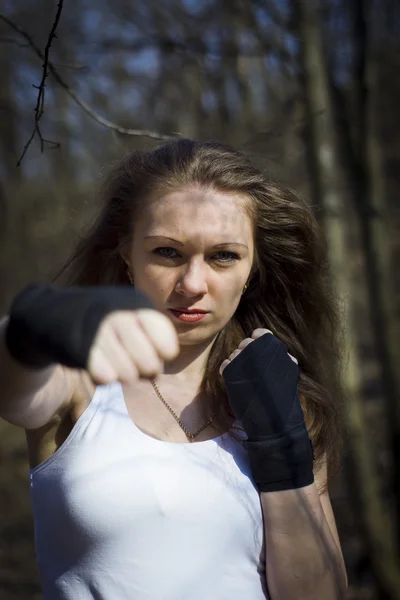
[252,328,272,338]
[134,345,162,373]
[139,360,162,377]
[238,338,253,349]
[138,311,179,358]
[119,363,138,382]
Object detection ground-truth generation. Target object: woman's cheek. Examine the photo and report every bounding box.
[218,290,242,324]
[131,266,167,305]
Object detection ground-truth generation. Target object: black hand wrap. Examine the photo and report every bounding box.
[5,283,155,370]
[223,333,314,493]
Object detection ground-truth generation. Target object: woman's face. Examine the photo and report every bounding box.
[125,185,255,346]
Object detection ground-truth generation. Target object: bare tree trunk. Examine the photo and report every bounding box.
[0,50,23,301]
[295,0,400,595]
[0,52,22,184]
[352,0,400,553]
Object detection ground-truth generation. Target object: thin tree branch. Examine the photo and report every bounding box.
[0,36,30,48]
[37,0,63,115]
[50,82,174,141]
[0,12,173,166]
[50,60,89,71]
[17,0,64,165]
[94,33,292,61]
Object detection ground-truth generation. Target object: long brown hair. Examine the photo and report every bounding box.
[55,138,345,488]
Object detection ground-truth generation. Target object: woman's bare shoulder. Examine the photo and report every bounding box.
[69,370,96,422]
[36,366,96,423]
[25,369,96,469]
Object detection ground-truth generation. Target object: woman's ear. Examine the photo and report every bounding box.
[118,240,131,267]
[119,247,134,285]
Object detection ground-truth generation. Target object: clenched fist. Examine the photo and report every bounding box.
[220,328,314,492]
[219,328,298,377]
[88,308,179,384]
[6,284,179,383]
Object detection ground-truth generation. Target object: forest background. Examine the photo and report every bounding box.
[0,0,399,598]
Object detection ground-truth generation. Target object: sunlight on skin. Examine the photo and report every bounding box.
[121,185,256,379]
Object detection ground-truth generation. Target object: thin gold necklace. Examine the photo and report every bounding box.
[149,378,216,443]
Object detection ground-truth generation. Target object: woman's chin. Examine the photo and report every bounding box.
[176,326,218,346]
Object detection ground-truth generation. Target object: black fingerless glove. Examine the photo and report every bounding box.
[223,334,314,493]
[5,283,155,370]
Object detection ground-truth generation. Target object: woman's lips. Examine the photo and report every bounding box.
[168,309,208,323]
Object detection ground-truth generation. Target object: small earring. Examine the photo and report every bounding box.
[126,268,134,285]
[242,283,248,295]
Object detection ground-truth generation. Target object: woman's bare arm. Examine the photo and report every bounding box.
[1,286,178,430]
[261,464,347,600]
[0,316,74,430]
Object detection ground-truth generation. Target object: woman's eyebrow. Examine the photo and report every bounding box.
[144,235,184,246]
[144,235,248,250]
[213,242,248,250]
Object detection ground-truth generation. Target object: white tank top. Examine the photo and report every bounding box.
[29,382,268,599]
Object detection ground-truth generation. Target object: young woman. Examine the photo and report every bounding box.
[0,139,347,599]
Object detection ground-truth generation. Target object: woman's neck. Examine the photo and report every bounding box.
[161,335,216,384]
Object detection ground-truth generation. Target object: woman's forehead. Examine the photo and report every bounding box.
[142,187,253,231]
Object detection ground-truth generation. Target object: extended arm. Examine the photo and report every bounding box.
[0,315,69,429]
[0,283,167,429]
[261,463,347,600]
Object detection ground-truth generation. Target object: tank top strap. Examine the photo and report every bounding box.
[86,381,124,408]
[28,383,111,477]
[90,380,129,425]
[102,381,126,411]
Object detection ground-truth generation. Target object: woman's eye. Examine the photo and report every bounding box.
[153,248,239,263]
[153,247,179,259]
[214,251,239,263]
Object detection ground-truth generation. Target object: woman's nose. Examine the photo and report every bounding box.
[175,262,208,297]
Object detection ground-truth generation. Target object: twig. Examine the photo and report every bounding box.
[0,12,174,166]
[95,35,292,61]
[50,60,88,71]
[0,36,30,48]
[17,0,64,165]
[48,80,174,141]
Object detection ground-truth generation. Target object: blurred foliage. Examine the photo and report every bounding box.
[0,0,399,598]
